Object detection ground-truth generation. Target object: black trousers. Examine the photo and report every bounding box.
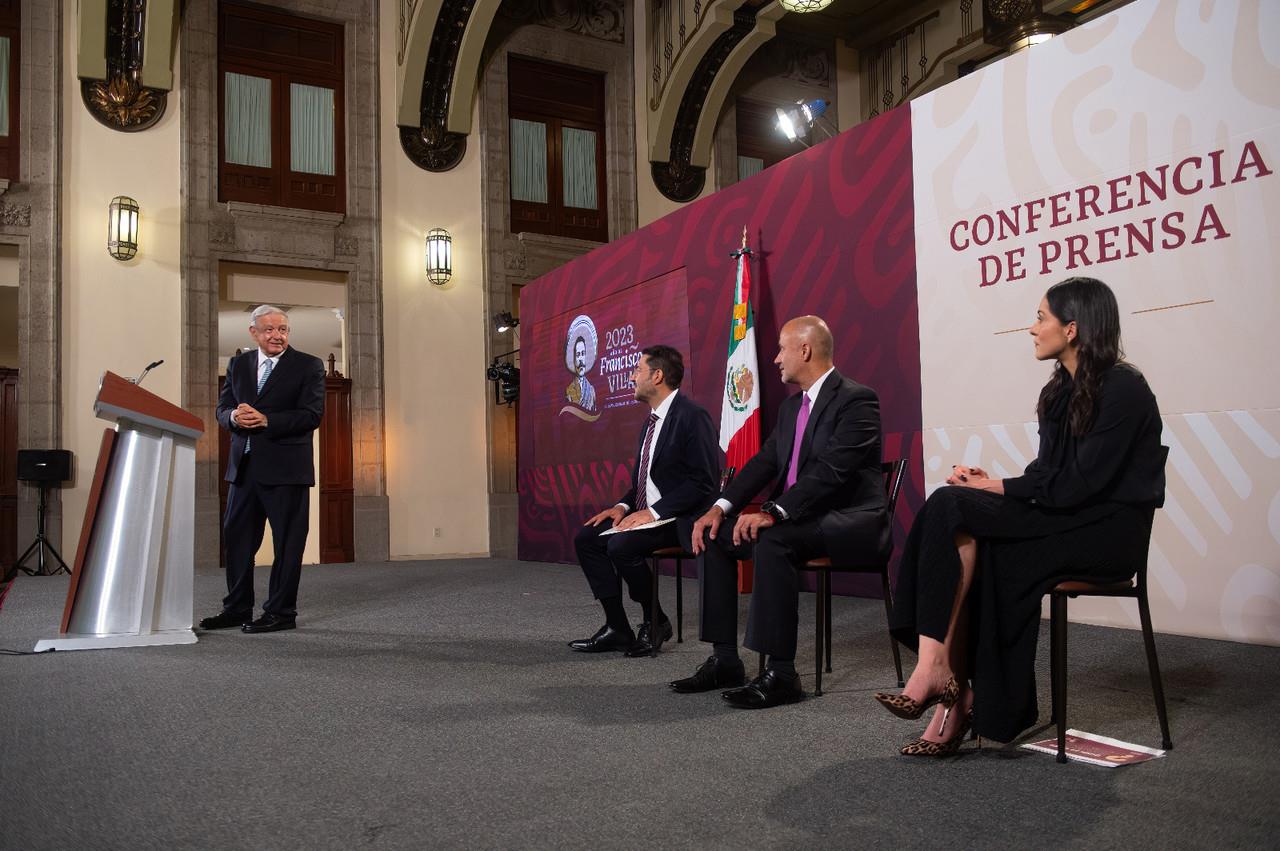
[222,452,311,617]
[697,518,826,659]
[890,486,1147,742]
[573,520,685,608]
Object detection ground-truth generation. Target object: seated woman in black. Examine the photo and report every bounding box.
[877,277,1166,755]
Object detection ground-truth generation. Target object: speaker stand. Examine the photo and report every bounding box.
[14,483,70,577]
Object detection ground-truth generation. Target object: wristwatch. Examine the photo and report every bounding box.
[760,501,786,522]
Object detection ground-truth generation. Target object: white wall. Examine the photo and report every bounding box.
[379,0,491,558]
[60,0,184,546]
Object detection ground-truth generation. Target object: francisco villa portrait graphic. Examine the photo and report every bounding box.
[562,314,601,421]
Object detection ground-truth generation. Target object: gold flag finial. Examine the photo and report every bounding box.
[741,226,748,249]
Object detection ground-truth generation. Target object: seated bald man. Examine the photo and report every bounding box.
[673,316,892,707]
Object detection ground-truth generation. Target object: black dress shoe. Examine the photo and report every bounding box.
[722,669,804,709]
[669,655,747,693]
[624,619,674,657]
[242,613,297,633]
[198,610,252,630]
[568,624,635,653]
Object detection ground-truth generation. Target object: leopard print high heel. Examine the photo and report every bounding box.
[874,676,960,720]
[899,711,973,757]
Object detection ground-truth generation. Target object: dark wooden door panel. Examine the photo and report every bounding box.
[1,369,17,572]
[319,373,354,563]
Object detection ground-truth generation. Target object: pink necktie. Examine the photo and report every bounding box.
[785,394,810,489]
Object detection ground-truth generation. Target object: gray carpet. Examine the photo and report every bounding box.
[1,559,1276,850]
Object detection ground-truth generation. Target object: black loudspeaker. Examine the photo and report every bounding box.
[17,449,73,484]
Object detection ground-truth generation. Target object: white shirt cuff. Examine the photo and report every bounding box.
[714,498,734,514]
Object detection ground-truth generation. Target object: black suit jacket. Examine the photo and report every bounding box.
[618,391,721,520]
[217,346,326,486]
[722,369,889,557]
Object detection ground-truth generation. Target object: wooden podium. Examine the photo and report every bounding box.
[35,372,205,652]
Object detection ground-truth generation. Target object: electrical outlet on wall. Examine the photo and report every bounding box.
[433,527,442,538]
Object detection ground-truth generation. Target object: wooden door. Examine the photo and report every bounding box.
[0,368,16,572]
[318,362,354,563]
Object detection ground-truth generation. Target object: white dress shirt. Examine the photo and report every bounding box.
[617,389,680,520]
[230,349,281,427]
[715,366,836,516]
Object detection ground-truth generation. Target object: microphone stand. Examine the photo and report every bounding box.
[133,359,164,386]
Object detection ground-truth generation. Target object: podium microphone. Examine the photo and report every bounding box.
[134,359,165,386]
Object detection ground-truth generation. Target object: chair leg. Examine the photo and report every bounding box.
[650,558,660,658]
[1137,589,1173,751]
[675,558,684,643]
[1051,593,1068,764]
[814,573,825,697]
[881,568,903,688]
[823,572,833,674]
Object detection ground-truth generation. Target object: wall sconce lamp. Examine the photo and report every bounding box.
[494,311,519,333]
[426,227,452,286]
[107,195,140,260]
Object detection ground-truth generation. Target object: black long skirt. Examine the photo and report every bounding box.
[889,486,1152,742]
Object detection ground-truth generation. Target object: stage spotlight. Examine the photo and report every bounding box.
[494,311,519,333]
[775,99,833,145]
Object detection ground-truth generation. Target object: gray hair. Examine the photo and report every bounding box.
[250,304,288,326]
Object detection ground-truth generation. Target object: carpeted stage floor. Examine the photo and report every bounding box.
[1,558,1276,850]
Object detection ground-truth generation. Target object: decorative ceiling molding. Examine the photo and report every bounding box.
[498,0,625,44]
[398,0,422,65]
[398,0,513,171]
[761,33,832,89]
[398,0,480,172]
[79,0,178,132]
[650,1,788,202]
[398,0,623,172]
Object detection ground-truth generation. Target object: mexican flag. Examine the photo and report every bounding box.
[720,239,760,473]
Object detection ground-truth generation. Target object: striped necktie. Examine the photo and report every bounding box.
[245,358,274,453]
[634,413,659,511]
[257,357,274,393]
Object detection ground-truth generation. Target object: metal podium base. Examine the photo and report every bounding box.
[34,629,198,653]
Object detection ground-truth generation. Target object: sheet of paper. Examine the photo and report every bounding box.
[598,517,676,536]
[1019,729,1167,767]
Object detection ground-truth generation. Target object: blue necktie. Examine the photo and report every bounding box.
[245,358,273,453]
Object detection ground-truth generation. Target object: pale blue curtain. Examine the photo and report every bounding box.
[562,127,598,210]
[0,38,10,137]
[290,83,335,175]
[224,72,271,168]
[510,118,548,203]
[738,156,765,182]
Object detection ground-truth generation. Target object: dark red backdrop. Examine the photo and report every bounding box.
[519,107,924,596]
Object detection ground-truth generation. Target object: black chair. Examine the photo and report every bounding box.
[645,546,691,657]
[1048,505,1173,763]
[757,459,908,695]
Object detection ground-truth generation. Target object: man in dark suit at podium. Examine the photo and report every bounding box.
[672,316,890,707]
[570,345,721,656]
[200,305,326,634]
